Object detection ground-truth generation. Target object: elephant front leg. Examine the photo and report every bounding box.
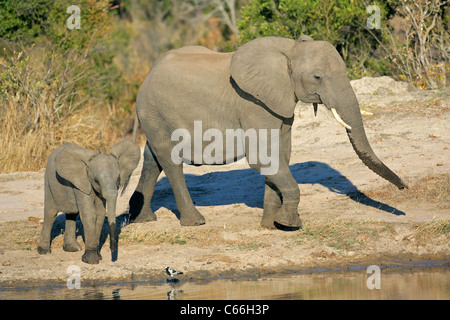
[77,195,101,264]
[260,181,282,229]
[274,198,302,228]
[264,167,301,228]
[81,214,100,264]
[94,198,107,260]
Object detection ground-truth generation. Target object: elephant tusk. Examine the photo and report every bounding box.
[361,110,373,116]
[331,108,352,130]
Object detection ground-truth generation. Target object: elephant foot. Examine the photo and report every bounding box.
[180,209,206,226]
[274,207,302,228]
[82,250,101,264]
[260,220,277,229]
[63,241,82,252]
[260,213,277,229]
[132,210,157,223]
[37,245,51,255]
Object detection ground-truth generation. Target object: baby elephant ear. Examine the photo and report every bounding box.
[298,35,314,42]
[55,143,98,194]
[108,140,141,194]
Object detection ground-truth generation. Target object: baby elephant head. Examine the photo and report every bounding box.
[55,140,141,252]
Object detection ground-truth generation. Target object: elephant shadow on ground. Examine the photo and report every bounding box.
[150,161,405,217]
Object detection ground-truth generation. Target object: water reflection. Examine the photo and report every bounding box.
[1,267,448,300]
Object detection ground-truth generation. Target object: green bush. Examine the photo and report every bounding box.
[238,0,392,78]
[0,0,53,41]
[1,0,126,106]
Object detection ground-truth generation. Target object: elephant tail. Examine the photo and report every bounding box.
[132,112,140,144]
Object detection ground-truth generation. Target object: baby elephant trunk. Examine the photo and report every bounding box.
[105,192,118,252]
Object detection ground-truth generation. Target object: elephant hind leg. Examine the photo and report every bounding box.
[63,213,82,252]
[129,141,161,223]
[37,200,58,254]
[161,162,206,226]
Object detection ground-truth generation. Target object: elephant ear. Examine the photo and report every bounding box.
[55,143,98,194]
[230,37,297,119]
[298,35,314,42]
[108,140,141,195]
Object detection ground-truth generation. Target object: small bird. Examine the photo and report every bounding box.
[167,289,183,300]
[165,266,183,277]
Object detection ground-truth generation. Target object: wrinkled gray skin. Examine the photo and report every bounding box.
[37,140,141,264]
[129,36,407,229]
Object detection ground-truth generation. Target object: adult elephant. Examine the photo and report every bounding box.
[129,36,407,229]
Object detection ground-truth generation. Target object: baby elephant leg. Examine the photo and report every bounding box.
[37,198,58,254]
[63,213,82,252]
[80,213,101,264]
[78,199,101,264]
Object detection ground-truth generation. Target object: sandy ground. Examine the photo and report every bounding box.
[0,77,449,288]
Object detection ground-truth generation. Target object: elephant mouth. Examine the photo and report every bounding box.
[297,92,322,104]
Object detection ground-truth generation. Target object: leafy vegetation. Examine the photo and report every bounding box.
[1,0,130,172]
[0,0,448,172]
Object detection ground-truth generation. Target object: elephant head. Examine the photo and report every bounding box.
[230,36,407,190]
[55,140,141,252]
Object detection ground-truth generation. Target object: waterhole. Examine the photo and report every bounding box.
[1,264,448,300]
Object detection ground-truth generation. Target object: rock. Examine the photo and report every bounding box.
[2,260,11,266]
[350,76,416,95]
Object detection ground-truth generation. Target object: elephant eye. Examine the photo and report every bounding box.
[314,75,322,81]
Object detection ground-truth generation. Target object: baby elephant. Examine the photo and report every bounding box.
[37,140,141,264]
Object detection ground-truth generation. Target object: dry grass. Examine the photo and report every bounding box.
[0,219,41,251]
[0,208,448,256]
[0,97,122,172]
[3,216,447,255]
[403,220,450,246]
[119,222,224,248]
[0,47,127,173]
[366,174,450,209]
[291,219,381,250]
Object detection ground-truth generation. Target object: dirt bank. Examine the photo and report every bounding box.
[0,78,449,288]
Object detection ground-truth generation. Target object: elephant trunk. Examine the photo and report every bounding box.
[329,84,408,190]
[105,191,118,252]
